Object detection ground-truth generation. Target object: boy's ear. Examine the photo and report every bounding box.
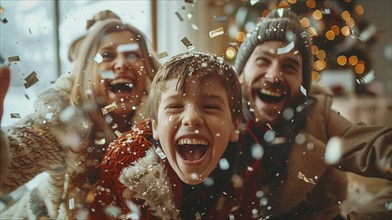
[152,119,159,140]
[229,117,242,142]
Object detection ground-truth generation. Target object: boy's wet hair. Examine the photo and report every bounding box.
[148,51,242,121]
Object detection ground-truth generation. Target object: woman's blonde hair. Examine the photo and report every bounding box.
[69,18,159,141]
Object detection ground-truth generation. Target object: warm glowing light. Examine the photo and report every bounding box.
[341,10,350,21]
[287,0,297,4]
[355,4,364,15]
[225,47,237,60]
[236,32,246,42]
[300,17,310,27]
[313,10,323,20]
[312,71,320,81]
[311,45,319,55]
[348,55,358,65]
[306,0,316,8]
[314,60,326,71]
[346,18,355,28]
[316,50,326,60]
[337,55,347,66]
[326,30,335,40]
[331,25,340,35]
[262,10,270,18]
[355,61,365,74]
[278,1,289,7]
[341,26,350,36]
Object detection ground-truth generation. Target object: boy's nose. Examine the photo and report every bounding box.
[182,109,204,127]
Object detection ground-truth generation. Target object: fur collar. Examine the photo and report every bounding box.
[119,148,180,219]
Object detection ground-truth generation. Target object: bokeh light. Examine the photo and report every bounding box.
[337,55,347,66]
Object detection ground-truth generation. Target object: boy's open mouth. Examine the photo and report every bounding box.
[108,78,134,94]
[177,137,208,161]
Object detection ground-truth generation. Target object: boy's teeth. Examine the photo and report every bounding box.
[178,138,208,145]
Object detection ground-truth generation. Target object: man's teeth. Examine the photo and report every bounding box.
[178,138,208,145]
[260,88,281,97]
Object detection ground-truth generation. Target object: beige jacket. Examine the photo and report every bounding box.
[0,74,150,219]
[261,83,391,220]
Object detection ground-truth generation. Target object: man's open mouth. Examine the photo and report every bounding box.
[253,87,285,104]
[108,78,134,94]
[177,138,208,161]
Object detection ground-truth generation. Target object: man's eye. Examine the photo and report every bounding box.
[166,104,183,109]
[255,57,270,66]
[283,65,298,73]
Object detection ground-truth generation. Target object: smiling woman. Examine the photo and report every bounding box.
[0,17,159,220]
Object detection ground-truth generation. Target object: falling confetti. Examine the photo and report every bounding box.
[8,56,20,62]
[156,51,169,59]
[213,15,227,22]
[155,147,167,159]
[117,43,139,53]
[356,71,375,84]
[324,137,343,165]
[1,18,7,24]
[277,41,295,54]
[94,53,103,64]
[300,85,307,96]
[250,0,260,6]
[101,102,117,115]
[181,37,195,51]
[24,71,39,89]
[209,27,224,38]
[10,113,21,118]
[100,70,115,79]
[297,171,316,185]
[175,11,184,22]
[191,23,199,30]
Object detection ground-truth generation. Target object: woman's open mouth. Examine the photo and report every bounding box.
[177,137,208,162]
[108,78,134,94]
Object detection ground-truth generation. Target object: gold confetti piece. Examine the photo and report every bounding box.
[85,189,96,204]
[24,71,39,89]
[8,56,20,62]
[209,27,224,38]
[101,102,117,115]
[297,172,316,185]
[181,37,195,51]
[175,11,184,22]
[156,51,169,59]
[1,18,7,24]
[213,15,227,22]
[346,210,359,220]
[10,113,21,118]
[25,94,30,100]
